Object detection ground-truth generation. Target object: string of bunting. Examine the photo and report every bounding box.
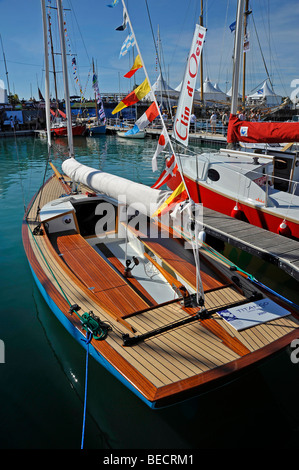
[63,10,86,102]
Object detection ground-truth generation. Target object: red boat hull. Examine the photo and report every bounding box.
[167,172,299,240]
[52,124,86,137]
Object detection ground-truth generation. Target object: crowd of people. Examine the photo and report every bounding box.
[208,109,262,134]
[145,107,263,136]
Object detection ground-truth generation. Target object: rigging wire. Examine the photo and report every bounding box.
[144,0,173,117]
[80,331,92,450]
[217,0,230,84]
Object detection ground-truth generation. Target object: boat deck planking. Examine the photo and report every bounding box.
[22,173,299,407]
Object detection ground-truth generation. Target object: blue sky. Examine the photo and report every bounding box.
[0,0,298,101]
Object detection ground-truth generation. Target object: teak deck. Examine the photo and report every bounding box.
[22,174,299,408]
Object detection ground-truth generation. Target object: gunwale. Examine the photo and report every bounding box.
[22,173,299,408]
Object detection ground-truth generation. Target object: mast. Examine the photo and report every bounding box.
[0,34,11,100]
[56,0,74,157]
[41,0,51,150]
[200,0,204,103]
[230,0,245,116]
[242,0,250,108]
[47,11,59,110]
[157,25,162,109]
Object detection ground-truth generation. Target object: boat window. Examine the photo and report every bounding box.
[207,169,220,181]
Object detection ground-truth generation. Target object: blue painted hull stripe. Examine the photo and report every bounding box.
[28,262,156,409]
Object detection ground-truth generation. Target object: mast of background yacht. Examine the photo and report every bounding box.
[41,0,51,150]
[230,0,245,117]
[56,0,74,157]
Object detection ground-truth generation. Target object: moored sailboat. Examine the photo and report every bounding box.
[156,0,299,240]
[22,0,299,414]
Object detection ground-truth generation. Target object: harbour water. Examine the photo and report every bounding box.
[1,134,299,450]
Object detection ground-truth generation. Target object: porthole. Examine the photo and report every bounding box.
[207,169,220,181]
[63,215,72,225]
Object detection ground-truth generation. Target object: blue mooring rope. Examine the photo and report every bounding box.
[81,331,93,450]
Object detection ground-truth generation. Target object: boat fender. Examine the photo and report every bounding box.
[277,220,291,237]
[231,202,243,219]
[198,230,206,243]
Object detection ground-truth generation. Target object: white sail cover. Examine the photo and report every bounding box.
[62,158,171,216]
[172,24,206,147]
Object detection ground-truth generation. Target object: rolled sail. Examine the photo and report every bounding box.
[62,158,171,216]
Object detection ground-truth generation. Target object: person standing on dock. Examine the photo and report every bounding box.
[221,111,228,135]
[210,111,217,134]
[190,113,196,133]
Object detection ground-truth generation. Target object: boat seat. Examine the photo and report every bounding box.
[54,232,150,319]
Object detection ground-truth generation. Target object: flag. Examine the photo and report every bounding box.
[112,78,150,114]
[172,24,206,147]
[124,54,143,78]
[58,109,66,119]
[151,129,169,172]
[151,154,178,189]
[152,182,188,218]
[92,73,106,123]
[38,87,44,101]
[125,102,159,136]
[229,21,236,32]
[107,0,119,7]
[119,32,135,58]
[243,33,250,52]
[116,9,127,31]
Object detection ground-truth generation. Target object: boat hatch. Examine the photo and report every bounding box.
[273,156,293,192]
[72,198,117,238]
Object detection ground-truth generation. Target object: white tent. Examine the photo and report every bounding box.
[150,73,176,94]
[176,80,202,101]
[226,86,241,98]
[144,73,178,101]
[214,82,224,93]
[175,81,182,92]
[247,80,282,107]
[0,79,8,104]
[197,78,227,103]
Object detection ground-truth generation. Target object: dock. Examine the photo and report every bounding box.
[202,206,299,281]
[145,127,227,147]
[0,130,34,138]
[106,125,227,148]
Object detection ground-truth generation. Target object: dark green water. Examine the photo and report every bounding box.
[1,134,299,450]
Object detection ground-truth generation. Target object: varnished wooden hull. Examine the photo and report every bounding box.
[22,175,299,408]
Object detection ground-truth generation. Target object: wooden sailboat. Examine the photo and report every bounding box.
[22,0,299,410]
